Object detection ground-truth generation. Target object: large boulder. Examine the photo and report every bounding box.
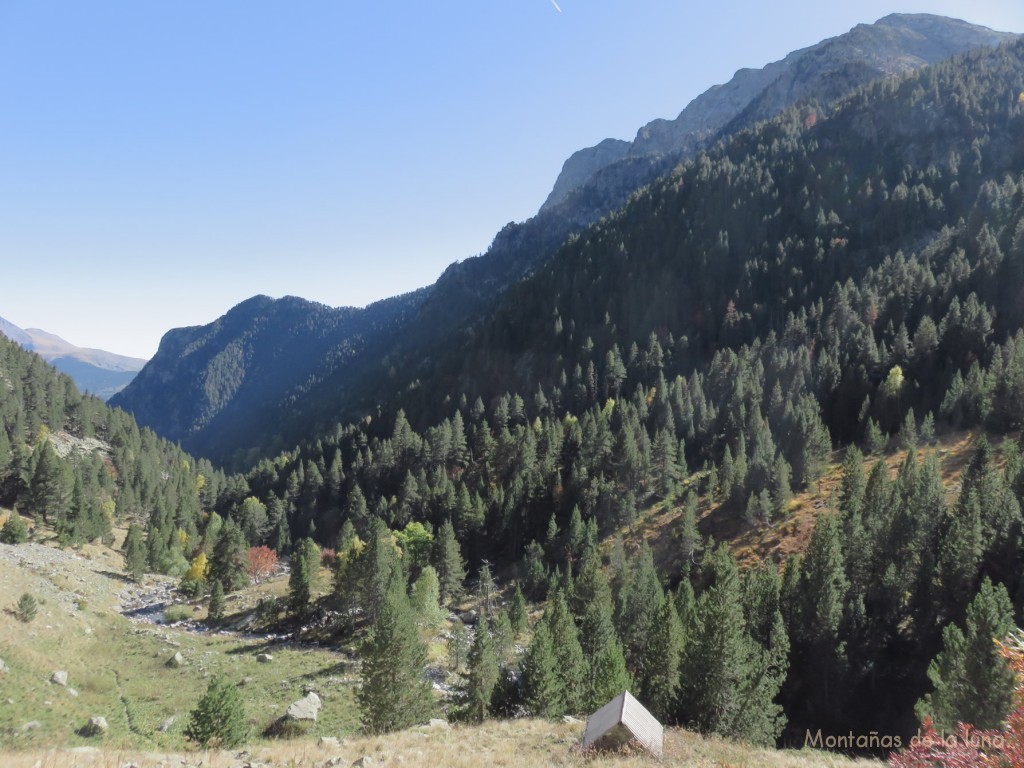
[82,716,108,737]
[165,651,185,668]
[285,691,321,722]
[50,670,68,686]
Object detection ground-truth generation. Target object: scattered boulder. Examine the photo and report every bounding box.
[67,687,79,698]
[20,721,41,733]
[165,651,185,668]
[426,718,451,730]
[318,735,340,748]
[256,653,273,663]
[50,670,68,686]
[82,716,108,737]
[157,716,175,733]
[351,757,375,768]
[562,715,582,724]
[285,691,321,722]
[0,657,7,673]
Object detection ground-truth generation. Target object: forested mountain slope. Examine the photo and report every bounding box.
[8,37,1024,759]
[111,14,1015,469]
[211,37,1024,750]
[111,291,426,467]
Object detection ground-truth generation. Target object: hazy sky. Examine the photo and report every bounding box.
[2,2,1023,359]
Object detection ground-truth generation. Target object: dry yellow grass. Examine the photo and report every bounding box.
[0,718,879,767]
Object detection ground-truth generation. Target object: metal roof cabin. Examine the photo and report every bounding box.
[582,690,663,759]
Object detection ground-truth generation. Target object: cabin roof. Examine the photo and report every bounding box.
[582,690,663,758]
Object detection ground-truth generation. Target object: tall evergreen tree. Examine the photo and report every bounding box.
[644,592,685,721]
[209,519,249,592]
[615,543,664,696]
[432,519,466,606]
[123,521,147,582]
[359,517,403,625]
[916,578,1016,731]
[357,574,433,733]
[288,537,320,616]
[577,551,631,710]
[546,590,587,714]
[521,619,562,718]
[207,579,226,621]
[680,545,785,746]
[460,614,499,722]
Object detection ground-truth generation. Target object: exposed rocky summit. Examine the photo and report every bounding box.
[541,14,1017,212]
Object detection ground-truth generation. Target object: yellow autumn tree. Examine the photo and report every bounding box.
[185,552,209,583]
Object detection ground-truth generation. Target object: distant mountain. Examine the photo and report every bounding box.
[112,14,1018,467]
[110,291,426,467]
[0,316,147,400]
[541,14,1016,213]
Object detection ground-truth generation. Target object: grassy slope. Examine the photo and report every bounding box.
[0,533,357,754]
[0,719,876,767]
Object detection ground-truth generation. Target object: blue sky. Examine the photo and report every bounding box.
[2,2,1024,359]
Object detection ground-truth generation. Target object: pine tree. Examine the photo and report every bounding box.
[359,517,403,625]
[207,579,225,621]
[460,614,499,722]
[508,583,528,636]
[916,578,1016,731]
[577,558,631,710]
[123,521,147,582]
[448,619,469,672]
[357,575,433,733]
[432,519,466,606]
[677,491,702,572]
[476,563,496,619]
[288,537,320,616]
[16,592,37,622]
[0,511,29,544]
[644,592,685,721]
[794,514,849,726]
[209,519,249,592]
[680,545,785,746]
[615,543,663,696]
[547,590,587,714]
[521,619,562,718]
[410,565,446,628]
[491,607,514,661]
[184,675,249,747]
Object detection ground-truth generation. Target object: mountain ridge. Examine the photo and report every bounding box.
[112,13,1019,468]
[541,13,1016,212]
[0,315,146,400]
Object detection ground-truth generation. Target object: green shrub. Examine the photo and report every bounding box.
[0,513,29,544]
[184,675,249,747]
[163,604,193,624]
[16,592,37,622]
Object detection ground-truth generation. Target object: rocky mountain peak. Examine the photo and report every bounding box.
[541,14,1017,212]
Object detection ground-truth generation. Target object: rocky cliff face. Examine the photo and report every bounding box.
[541,14,1017,212]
